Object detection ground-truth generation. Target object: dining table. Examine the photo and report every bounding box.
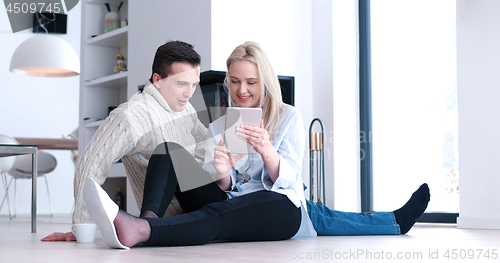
[1,137,77,233]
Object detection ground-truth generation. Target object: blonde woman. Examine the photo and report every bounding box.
[82,41,315,249]
[206,42,429,236]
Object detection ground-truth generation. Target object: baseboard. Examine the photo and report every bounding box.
[457,216,500,229]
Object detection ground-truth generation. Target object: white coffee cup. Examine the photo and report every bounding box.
[72,223,97,243]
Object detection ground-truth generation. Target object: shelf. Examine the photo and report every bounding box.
[84,120,105,128]
[87,26,128,47]
[85,72,128,88]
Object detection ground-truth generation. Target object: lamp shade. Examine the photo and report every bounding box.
[10,35,80,77]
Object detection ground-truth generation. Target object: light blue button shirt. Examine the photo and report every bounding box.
[203,104,316,239]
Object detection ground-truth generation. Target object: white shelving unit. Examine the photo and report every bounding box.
[80,0,129,125]
[79,0,138,214]
[86,26,128,47]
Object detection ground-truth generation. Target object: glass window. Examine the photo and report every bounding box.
[371,0,458,213]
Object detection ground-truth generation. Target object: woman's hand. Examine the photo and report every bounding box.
[236,120,281,182]
[235,120,274,159]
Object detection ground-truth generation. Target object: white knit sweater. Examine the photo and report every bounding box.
[73,82,207,223]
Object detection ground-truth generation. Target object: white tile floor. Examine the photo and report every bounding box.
[1,214,500,263]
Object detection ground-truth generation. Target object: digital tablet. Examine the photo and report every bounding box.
[224,107,262,154]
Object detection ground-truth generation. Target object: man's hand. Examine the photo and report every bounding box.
[41,231,76,242]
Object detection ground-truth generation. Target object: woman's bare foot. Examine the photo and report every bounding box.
[114,210,152,247]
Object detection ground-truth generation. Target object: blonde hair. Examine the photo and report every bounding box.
[225,41,283,139]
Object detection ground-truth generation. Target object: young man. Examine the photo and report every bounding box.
[42,40,207,241]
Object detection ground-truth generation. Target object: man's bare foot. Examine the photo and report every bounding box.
[114,210,151,247]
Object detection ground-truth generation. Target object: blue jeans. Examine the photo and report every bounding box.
[307,200,400,235]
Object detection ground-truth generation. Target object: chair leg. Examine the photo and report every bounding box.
[1,173,13,219]
[43,175,54,216]
[7,177,14,218]
[0,174,6,212]
[6,175,55,217]
[14,177,17,218]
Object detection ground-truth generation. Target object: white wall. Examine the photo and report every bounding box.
[310,0,334,206]
[331,0,361,212]
[128,0,212,94]
[457,0,500,229]
[0,4,81,215]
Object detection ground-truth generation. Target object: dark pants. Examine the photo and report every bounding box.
[141,142,301,246]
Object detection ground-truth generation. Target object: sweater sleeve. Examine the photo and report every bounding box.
[72,113,136,223]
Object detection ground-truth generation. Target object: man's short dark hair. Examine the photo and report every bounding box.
[149,40,201,83]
